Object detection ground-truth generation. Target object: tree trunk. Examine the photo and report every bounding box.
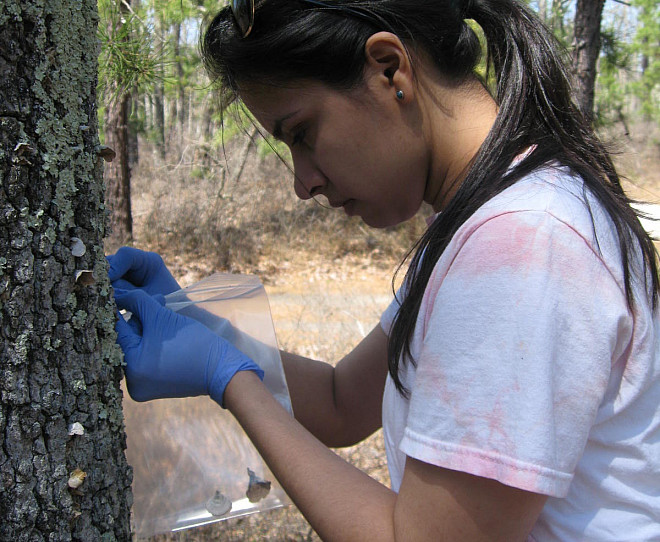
[550,0,567,38]
[143,93,152,134]
[103,0,133,248]
[104,92,133,247]
[0,1,133,540]
[154,81,166,156]
[128,0,141,167]
[174,22,186,132]
[153,15,166,158]
[538,0,548,22]
[572,0,605,123]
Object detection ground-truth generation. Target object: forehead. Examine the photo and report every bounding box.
[239,80,321,115]
[238,80,360,134]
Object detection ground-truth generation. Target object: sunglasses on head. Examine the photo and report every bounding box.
[230,0,379,38]
[230,0,256,38]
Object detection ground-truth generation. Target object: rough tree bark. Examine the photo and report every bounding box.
[572,0,606,123]
[0,1,133,540]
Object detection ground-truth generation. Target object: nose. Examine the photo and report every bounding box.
[291,152,324,200]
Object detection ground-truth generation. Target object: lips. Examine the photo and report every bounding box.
[341,199,356,215]
[326,198,355,215]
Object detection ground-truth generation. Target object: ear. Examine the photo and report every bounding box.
[363,32,414,103]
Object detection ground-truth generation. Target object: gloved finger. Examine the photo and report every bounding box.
[114,287,150,313]
[114,288,166,331]
[153,294,166,307]
[112,286,131,307]
[107,247,135,282]
[107,246,148,283]
[111,278,138,291]
[115,310,142,352]
[126,381,151,403]
[125,312,143,336]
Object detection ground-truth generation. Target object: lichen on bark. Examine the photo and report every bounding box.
[1,1,132,540]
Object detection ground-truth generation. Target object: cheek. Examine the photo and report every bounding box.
[375,155,427,206]
[319,126,427,217]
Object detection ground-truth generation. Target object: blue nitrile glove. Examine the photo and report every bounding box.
[114,288,264,406]
[107,247,180,296]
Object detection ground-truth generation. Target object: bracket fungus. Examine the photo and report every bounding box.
[74,269,95,286]
[70,237,86,257]
[68,422,85,436]
[96,145,116,162]
[68,468,87,489]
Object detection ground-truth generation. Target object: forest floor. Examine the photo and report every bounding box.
[117,122,659,541]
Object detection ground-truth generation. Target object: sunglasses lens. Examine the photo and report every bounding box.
[231,0,254,37]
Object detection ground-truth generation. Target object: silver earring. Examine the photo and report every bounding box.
[396,90,404,100]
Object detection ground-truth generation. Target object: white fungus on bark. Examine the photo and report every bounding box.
[70,237,86,257]
[68,422,85,436]
[68,468,87,489]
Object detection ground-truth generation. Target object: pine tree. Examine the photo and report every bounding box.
[0,1,132,539]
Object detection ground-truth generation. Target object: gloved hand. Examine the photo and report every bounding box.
[114,288,264,406]
[107,246,180,296]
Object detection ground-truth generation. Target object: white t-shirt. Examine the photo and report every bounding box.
[380,166,660,541]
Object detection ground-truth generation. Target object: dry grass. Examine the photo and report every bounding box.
[118,121,659,541]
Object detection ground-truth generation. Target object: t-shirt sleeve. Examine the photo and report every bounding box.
[400,210,633,497]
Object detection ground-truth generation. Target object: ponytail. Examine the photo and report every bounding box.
[387,0,659,396]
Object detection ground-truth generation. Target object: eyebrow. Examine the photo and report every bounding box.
[272,111,300,141]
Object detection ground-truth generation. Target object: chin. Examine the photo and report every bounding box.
[359,206,417,229]
[360,214,404,229]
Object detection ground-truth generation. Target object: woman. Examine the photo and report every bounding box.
[109,0,660,539]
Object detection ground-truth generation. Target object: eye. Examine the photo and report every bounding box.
[291,128,307,147]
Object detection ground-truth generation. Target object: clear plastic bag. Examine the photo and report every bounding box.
[122,273,292,538]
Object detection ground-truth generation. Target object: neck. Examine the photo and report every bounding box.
[421,78,498,212]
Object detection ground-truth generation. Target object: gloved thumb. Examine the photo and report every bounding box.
[106,249,132,282]
[115,310,142,353]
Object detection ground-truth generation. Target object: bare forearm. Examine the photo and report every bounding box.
[225,371,397,542]
[280,326,388,447]
[281,350,346,444]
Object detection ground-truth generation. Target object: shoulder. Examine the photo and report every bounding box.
[472,165,604,236]
[449,165,622,268]
[418,166,635,314]
[382,166,620,334]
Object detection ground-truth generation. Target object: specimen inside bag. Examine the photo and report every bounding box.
[246,468,271,503]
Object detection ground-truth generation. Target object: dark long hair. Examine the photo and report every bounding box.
[202,0,659,396]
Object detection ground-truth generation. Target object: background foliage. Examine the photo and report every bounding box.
[97,0,659,140]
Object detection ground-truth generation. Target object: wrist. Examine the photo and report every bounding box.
[207,341,265,408]
[222,370,264,411]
